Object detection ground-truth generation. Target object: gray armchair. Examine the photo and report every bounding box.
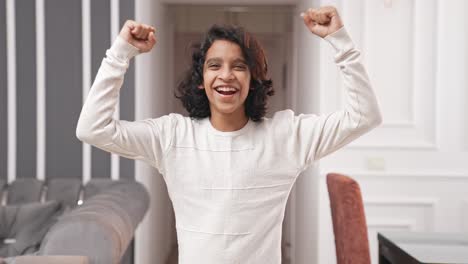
[1,178,149,264]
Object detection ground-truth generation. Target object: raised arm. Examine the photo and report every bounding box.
[76,21,171,171]
[292,7,382,168]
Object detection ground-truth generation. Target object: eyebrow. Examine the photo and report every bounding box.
[205,57,247,65]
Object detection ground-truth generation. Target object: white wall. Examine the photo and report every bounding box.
[318,0,468,263]
[134,1,468,263]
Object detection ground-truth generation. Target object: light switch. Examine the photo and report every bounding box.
[366,157,386,171]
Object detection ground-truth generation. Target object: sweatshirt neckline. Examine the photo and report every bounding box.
[206,118,253,136]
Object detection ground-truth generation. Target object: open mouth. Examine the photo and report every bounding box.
[214,86,238,96]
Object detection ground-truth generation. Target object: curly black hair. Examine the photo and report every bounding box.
[175,24,274,122]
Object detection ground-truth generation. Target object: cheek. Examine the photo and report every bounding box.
[203,73,215,87]
[241,82,251,100]
[244,76,252,93]
[238,72,251,87]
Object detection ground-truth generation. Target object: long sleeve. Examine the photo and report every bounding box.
[76,36,173,172]
[288,27,382,170]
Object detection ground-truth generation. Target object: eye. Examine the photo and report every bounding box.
[234,64,247,70]
[207,63,220,69]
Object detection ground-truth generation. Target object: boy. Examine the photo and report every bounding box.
[77,6,382,263]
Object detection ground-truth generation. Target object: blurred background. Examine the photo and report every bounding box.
[1,0,467,263]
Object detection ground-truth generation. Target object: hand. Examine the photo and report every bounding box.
[301,6,344,38]
[119,20,156,53]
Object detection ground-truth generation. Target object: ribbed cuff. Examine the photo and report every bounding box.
[109,36,140,62]
[324,27,355,55]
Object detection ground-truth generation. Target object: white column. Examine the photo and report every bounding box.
[36,0,46,181]
[82,0,92,184]
[292,0,323,263]
[6,0,16,184]
[135,1,173,263]
[111,0,120,181]
[316,0,342,263]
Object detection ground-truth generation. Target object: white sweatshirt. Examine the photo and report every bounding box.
[76,27,382,264]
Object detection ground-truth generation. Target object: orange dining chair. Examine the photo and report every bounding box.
[327,173,371,264]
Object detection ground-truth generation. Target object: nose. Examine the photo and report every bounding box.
[218,67,234,81]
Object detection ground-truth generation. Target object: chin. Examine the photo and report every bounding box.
[213,104,244,115]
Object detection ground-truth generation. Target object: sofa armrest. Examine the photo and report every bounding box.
[38,182,149,264]
[10,256,89,264]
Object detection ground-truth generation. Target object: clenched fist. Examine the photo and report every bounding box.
[301,6,344,38]
[119,20,156,53]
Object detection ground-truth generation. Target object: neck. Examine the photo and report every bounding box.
[209,110,249,132]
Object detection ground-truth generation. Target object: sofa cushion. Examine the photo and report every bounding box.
[46,178,82,210]
[6,179,44,205]
[0,201,62,257]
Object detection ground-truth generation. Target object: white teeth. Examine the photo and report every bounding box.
[215,86,237,92]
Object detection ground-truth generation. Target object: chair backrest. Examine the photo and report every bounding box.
[326,173,371,264]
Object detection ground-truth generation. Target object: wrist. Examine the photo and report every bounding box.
[324,26,354,53]
[109,36,140,61]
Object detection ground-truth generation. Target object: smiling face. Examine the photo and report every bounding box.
[200,40,251,118]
